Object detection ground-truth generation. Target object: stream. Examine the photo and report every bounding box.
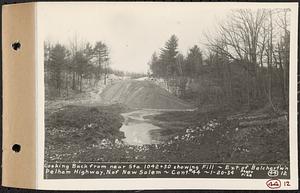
[119,110,163,146]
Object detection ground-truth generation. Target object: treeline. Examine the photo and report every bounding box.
[149,35,203,78]
[149,9,290,112]
[148,35,205,99]
[45,40,111,99]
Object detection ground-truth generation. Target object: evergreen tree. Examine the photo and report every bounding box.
[149,52,160,77]
[159,35,179,77]
[94,41,109,84]
[185,45,203,77]
[49,43,67,96]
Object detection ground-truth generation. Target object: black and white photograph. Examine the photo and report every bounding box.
[40,2,296,184]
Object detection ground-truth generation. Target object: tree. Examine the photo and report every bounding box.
[148,52,160,77]
[93,41,109,85]
[176,53,185,76]
[49,43,67,96]
[44,41,52,86]
[63,49,71,97]
[83,43,95,86]
[185,45,203,77]
[72,51,89,92]
[159,35,179,77]
[206,9,269,109]
[205,8,290,111]
[274,9,290,109]
[44,37,113,100]
[175,53,188,96]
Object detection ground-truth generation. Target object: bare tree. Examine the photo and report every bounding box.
[205,8,290,111]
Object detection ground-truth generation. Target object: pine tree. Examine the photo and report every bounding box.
[185,45,203,77]
[93,41,109,84]
[149,52,160,77]
[49,43,67,96]
[159,35,179,77]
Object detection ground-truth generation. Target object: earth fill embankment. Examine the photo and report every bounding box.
[100,80,194,110]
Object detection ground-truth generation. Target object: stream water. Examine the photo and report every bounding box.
[119,110,163,146]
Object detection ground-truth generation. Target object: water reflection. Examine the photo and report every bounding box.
[120,110,162,145]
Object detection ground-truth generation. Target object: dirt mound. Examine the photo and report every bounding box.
[100,80,194,110]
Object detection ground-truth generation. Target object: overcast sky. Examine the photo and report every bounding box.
[38,2,287,73]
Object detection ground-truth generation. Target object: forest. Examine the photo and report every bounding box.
[148,9,290,113]
[44,40,145,100]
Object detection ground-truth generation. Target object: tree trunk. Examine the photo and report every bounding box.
[72,71,76,90]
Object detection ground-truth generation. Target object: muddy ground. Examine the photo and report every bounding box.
[45,102,289,164]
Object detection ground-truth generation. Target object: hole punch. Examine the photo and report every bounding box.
[12,144,21,153]
[12,41,21,51]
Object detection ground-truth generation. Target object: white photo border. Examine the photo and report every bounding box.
[36,2,298,190]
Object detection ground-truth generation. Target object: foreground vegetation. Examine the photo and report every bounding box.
[45,104,289,164]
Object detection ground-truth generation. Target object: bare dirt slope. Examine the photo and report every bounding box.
[100,80,194,110]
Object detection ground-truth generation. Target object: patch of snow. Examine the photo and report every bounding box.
[136,76,149,81]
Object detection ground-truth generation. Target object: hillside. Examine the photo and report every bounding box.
[100,80,194,110]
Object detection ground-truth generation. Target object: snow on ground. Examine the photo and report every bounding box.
[135,77,169,92]
[135,76,149,81]
[89,74,130,102]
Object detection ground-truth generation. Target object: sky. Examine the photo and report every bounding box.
[37,2,288,73]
